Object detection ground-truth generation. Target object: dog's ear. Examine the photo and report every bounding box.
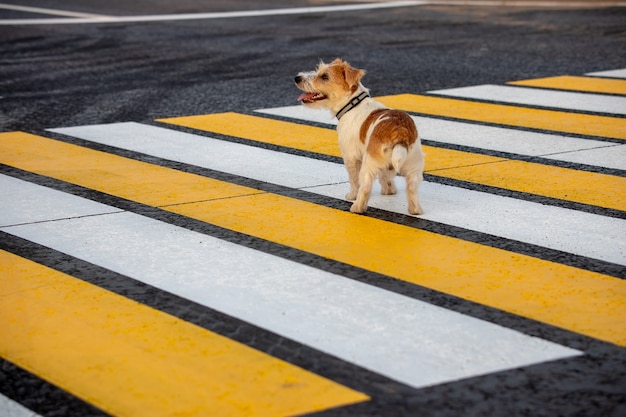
[342,62,366,92]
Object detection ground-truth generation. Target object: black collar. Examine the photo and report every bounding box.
[335,91,370,120]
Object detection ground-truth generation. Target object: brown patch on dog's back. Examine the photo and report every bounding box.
[359,109,387,144]
[360,109,418,161]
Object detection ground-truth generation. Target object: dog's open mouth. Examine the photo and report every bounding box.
[297,92,327,103]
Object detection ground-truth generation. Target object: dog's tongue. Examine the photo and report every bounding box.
[297,92,317,102]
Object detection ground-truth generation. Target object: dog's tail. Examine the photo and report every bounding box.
[391,145,408,172]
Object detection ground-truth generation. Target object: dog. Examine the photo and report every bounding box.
[295,58,424,215]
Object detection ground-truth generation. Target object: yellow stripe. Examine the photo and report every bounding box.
[509,75,626,95]
[0,131,257,206]
[438,159,625,210]
[0,250,368,417]
[376,94,626,140]
[158,113,626,212]
[157,112,498,170]
[1,132,625,347]
[165,112,342,157]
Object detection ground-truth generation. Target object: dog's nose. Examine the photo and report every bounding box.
[294,75,302,83]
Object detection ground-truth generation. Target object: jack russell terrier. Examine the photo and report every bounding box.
[295,58,424,215]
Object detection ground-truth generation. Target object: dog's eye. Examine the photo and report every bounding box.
[321,73,329,81]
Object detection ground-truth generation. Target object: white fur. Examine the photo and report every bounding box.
[391,145,407,172]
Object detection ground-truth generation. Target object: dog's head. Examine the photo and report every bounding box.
[295,58,366,111]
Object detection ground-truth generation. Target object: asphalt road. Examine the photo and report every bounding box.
[1,2,625,417]
[1,0,625,131]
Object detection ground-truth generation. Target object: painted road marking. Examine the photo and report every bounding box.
[0,249,368,417]
[377,94,626,140]
[1,133,625,347]
[508,75,626,95]
[0,393,43,417]
[258,105,626,171]
[3,1,626,26]
[51,121,626,266]
[158,112,626,212]
[428,84,626,115]
[587,68,626,79]
[50,123,349,189]
[0,175,582,389]
[0,2,111,18]
[0,1,427,25]
[3,68,626,415]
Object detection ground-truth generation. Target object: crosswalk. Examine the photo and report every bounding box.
[1,69,625,416]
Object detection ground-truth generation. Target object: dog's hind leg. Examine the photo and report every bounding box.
[379,167,397,195]
[405,170,424,215]
[401,147,425,215]
[350,157,378,214]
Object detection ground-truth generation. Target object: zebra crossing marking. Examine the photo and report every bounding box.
[1,132,624,347]
[428,84,626,115]
[0,393,42,417]
[2,68,625,416]
[378,94,626,139]
[257,105,626,171]
[158,112,626,212]
[508,75,626,95]
[51,121,626,266]
[587,68,626,79]
[1,175,581,390]
[0,249,368,417]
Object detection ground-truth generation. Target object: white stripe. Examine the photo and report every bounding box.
[0,1,426,25]
[2,1,624,25]
[0,394,42,417]
[424,0,626,5]
[0,181,122,228]
[257,105,626,171]
[0,2,110,18]
[547,143,626,168]
[50,122,626,266]
[0,174,581,389]
[586,68,626,79]
[52,123,347,190]
[428,84,626,115]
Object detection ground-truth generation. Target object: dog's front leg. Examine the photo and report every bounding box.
[344,158,361,201]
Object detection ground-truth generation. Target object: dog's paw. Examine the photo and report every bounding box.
[381,186,397,195]
[408,203,424,216]
[345,191,357,201]
[380,181,397,195]
[350,202,367,214]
